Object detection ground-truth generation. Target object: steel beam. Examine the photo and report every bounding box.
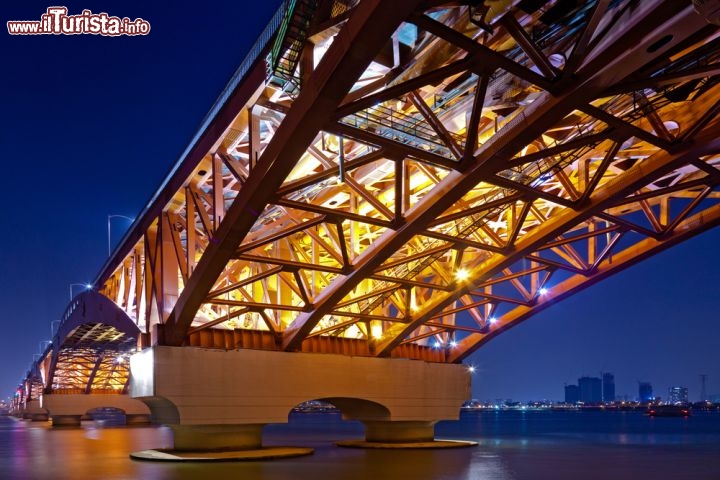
[450,202,720,362]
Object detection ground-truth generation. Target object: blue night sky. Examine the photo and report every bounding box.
[1,1,718,404]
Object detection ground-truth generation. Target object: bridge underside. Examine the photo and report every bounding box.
[40,292,142,395]
[94,0,720,364]
[17,292,150,425]
[49,323,136,394]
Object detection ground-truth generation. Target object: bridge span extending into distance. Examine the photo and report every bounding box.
[11,0,720,452]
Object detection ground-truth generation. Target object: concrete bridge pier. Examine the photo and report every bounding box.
[169,424,265,451]
[126,413,153,425]
[22,399,49,421]
[129,346,473,458]
[41,393,152,427]
[362,420,435,443]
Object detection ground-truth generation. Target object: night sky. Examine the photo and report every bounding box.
[1,1,718,405]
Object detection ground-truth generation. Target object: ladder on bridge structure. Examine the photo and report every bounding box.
[266,0,319,98]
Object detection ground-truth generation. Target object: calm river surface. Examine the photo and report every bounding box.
[1,410,719,479]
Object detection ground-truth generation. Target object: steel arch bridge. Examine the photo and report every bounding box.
[14,292,140,416]
[85,0,719,366]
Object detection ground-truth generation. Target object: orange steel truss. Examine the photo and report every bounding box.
[95,0,720,363]
[33,320,135,395]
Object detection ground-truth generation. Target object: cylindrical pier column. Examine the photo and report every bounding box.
[169,424,265,451]
[51,415,82,427]
[363,421,436,443]
[125,414,152,425]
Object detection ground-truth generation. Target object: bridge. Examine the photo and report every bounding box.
[12,0,720,451]
[12,292,151,426]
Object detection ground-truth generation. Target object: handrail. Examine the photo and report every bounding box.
[269,0,298,72]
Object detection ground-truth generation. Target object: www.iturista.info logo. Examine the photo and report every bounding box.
[7,7,150,36]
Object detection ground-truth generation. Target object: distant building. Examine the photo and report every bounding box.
[565,384,580,404]
[578,376,602,404]
[602,373,615,402]
[668,387,688,404]
[639,382,653,403]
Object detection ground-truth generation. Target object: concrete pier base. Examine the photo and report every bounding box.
[364,420,435,442]
[51,415,82,427]
[130,446,314,462]
[26,412,49,422]
[170,424,264,451]
[129,346,471,456]
[22,400,49,421]
[125,414,152,425]
[336,438,478,449]
[129,422,316,462]
[334,420,477,449]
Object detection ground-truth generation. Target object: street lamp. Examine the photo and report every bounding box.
[39,340,52,354]
[107,214,134,256]
[69,283,92,300]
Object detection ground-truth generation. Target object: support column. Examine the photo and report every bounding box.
[170,424,264,451]
[22,399,49,421]
[125,414,152,425]
[51,415,82,427]
[363,421,435,443]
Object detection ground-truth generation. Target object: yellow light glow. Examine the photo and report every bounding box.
[370,323,383,339]
[455,268,470,281]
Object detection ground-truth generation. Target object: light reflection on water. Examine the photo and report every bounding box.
[0,411,719,480]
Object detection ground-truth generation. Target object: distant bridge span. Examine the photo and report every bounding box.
[13,292,150,425]
[17,0,720,448]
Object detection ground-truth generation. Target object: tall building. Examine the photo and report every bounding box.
[700,374,708,402]
[602,373,615,402]
[668,386,689,404]
[639,382,653,403]
[565,384,580,404]
[578,376,602,404]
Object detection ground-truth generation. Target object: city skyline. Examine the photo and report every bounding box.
[2,1,719,402]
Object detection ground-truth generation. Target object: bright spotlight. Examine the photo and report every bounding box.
[455,268,470,281]
[467,365,476,374]
[488,317,498,324]
[538,287,548,295]
[433,341,442,348]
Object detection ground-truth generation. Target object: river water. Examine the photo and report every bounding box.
[1,410,719,479]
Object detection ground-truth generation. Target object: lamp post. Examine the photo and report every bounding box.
[39,340,52,355]
[69,283,92,301]
[107,214,134,257]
